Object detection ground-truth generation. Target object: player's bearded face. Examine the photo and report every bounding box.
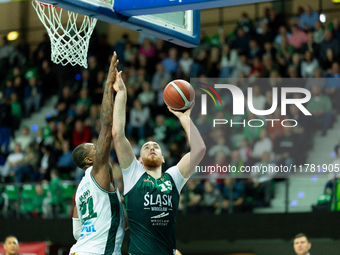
[143,154,162,168]
[141,142,163,168]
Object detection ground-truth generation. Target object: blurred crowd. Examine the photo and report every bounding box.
[0,4,340,218]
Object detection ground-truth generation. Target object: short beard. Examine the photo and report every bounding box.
[142,156,162,168]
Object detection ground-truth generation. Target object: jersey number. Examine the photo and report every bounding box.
[80,196,98,222]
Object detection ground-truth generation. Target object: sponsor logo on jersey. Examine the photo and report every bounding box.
[80,221,97,237]
[151,212,169,219]
[144,192,173,207]
[143,178,154,184]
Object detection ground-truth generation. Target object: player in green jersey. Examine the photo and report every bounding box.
[112,72,206,255]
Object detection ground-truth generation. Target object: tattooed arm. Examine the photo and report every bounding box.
[92,52,118,191]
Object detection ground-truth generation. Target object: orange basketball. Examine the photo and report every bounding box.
[163,79,195,111]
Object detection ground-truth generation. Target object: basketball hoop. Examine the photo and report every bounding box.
[32,1,97,68]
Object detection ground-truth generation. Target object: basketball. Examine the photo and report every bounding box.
[163,79,195,111]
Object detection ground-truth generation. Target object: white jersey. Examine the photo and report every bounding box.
[70,166,125,255]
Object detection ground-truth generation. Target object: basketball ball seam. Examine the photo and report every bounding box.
[170,81,191,107]
[164,89,184,107]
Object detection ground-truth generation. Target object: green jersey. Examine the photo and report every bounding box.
[123,158,188,255]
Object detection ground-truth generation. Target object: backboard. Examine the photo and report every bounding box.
[113,0,273,16]
[33,0,200,47]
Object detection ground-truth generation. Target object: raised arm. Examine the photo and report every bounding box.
[168,105,206,178]
[92,52,118,191]
[112,71,135,169]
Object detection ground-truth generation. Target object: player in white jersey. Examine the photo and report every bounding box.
[69,52,125,255]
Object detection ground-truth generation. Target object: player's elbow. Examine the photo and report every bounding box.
[198,144,206,159]
[193,143,206,161]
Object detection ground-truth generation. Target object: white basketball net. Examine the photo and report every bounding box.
[32,1,97,68]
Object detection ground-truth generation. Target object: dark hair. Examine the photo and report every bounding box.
[72,144,88,169]
[4,235,18,243]
[294,233,309,242]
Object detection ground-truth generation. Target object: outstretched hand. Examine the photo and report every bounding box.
[113,70,126,92]
[167,101,195,119]
[106,51,119,85]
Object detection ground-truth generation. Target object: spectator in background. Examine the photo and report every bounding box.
[84,104,100,133]
[320,29,340,60]
[239,139,252,163]
[325,62,340,113]
[55,121,72,150]
[307,85,333,136]
[293,233,311,255]
[43,118,57,146]
[0,98,12,153]
[274,25,291,46]
[268,8,285,34]
[152,114,170,144]
[276,35,295,73]
[219,44,239,78]
[37,145,57,181]
[313,21,324,44]
[39,60,58,99]
[301,32,320,59]
[55,86,75,122]
[4,79,14,99]
[14,126,34,152]
[262,41,276,60]
[13,76,24,104]
[152,62,171,91]
[289,26,308,50]
[252,152,276,206]
[243,112,263,145]
[252,129,273,160]
[200,181,222,214]
[299,5,319,32]
[274,127,296,167]
[3,235,19,255]
[229,150,245,175]
[231,54,251,78]
[190,49,209,77]
[249,84,266,111]
[232,27,251,54]
[178,51,193,79]
[288,104,310,152]
[184,180,202,214]
[24,77,42,117]
[329,18,340,41]
[139,38,156,59]
[248,39,262,60]
[0,36,15,66]
[234,12,254,35]
[92,70,106,104]
[262,55,277,78]
[208,136,231,159]
[207,47,221,77]
[13,144,39,183]
[1,144,24,182]
[305,68,326,91]
[256,20,274,47]
[10,93,22,135]
[219,178,245,213]
[56,140,75,177]
[75,87,92,119]
[301,51,319,78]
[72,119,92,148]
[320,48,340,74]
[31,184,46,219]
[138,81,155,107]
[126,99,150,142]
[162,47,178,75]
